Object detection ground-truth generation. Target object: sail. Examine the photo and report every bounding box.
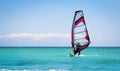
[71,10,90,51]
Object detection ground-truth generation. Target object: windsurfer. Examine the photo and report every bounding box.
[70,10,90,57]
[73,42,90,56]
[73,43,81,56]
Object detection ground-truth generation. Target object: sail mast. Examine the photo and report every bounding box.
[71,11,76,47]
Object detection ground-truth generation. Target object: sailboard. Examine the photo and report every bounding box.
[70,10,90,57]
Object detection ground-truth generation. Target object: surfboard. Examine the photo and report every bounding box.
[69,53,75,57]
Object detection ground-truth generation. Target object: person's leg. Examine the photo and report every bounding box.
[78,52,80,56]
[74,50,77,55]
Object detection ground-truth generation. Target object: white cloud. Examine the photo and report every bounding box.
[0,33,71,40]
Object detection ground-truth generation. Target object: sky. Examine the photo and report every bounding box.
[0,0,120,46]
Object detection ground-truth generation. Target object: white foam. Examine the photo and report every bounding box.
[76,54,98,57]
[49,69,68,71]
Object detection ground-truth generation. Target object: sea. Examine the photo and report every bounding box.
[0,46,120,71]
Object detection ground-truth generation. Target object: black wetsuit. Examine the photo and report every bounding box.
[74,48,80,56]
[74,44,81,56]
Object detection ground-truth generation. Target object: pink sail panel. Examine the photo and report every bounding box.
[74,17,85,27]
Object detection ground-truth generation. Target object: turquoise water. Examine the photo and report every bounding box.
[0,47,120,71]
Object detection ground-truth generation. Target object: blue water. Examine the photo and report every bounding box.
[0,47,120,71]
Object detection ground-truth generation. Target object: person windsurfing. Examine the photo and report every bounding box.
[70,10,90,57]
[73,43,81,56]
[73,42,90,56]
